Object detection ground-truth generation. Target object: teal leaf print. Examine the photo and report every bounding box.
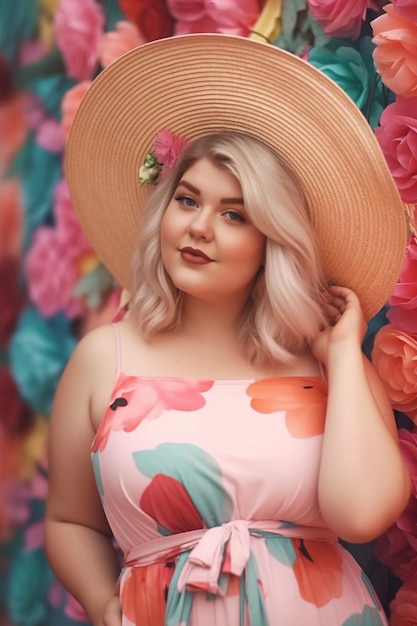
[133,443,233,527]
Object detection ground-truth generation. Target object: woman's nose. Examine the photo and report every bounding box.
[188,209,214,240]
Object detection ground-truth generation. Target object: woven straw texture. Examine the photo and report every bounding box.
[66,33,408,320]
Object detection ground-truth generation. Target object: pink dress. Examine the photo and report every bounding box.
[91,325,388,626]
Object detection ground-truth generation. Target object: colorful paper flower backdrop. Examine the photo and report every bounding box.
[0,1,416,625]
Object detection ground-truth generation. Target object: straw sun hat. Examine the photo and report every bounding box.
[66,33,409,321]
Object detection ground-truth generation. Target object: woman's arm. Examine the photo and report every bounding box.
[313,286,411,543]
[44,328,122,626]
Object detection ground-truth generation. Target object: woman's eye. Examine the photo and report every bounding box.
[224,210,244,222]
[174,195,196,208]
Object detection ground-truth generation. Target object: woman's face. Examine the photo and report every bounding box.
[160,157,266,305]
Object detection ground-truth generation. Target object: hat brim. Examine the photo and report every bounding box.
[66,33,408,320]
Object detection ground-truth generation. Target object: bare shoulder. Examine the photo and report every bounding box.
[52,323,119,431]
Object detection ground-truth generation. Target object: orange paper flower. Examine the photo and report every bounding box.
[371,4,417,99]
[372,324,417,423]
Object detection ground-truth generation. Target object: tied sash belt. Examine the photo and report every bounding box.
[124,520,337,596]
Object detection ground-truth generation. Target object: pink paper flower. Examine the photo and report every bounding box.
[372,4,417,99]
[206,0,261,36]
[54,0,105,81]
[374,97,417,204]
[307,0,376,39]
[99,21,145,69]
[390,577,417,626]
[372,324,417,423]
[25,180,93,318]
[61,81,91,143]
[391,0,417,23]
[388,236,417,334]
[36,117,65,153]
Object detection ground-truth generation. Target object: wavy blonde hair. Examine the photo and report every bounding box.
[130,132,327,364]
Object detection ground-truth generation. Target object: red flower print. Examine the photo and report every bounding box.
[93,375,213,452]
[293,539,344,607]
[140,474,204,534]
[121,563,173,626]
[246,378,327,438]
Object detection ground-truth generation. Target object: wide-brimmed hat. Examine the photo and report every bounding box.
[66,33,409,321]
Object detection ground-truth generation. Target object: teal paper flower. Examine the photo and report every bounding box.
[308,37,393,128]
[9,307,77,415]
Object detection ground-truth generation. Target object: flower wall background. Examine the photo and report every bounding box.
[0,1,416,625]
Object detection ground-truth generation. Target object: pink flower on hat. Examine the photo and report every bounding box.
[306,0,377,39]
[99,21,145,69]
[153,128,188,182]
[54,0,105,81]
[387,236,417,335]
[374,97,417,204]
[372,324,417,423]
[371,4,417,99]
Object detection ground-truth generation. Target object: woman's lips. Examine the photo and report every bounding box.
[180,247,214,265]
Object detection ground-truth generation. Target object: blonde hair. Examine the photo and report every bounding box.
[130,132,327,364]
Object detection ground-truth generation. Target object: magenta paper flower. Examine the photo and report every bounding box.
[99,21,145,69]
[25,180,93,318]
[375,429,417,590]
[390,577,417,626]
[372,324,417,423]
[374,97,417,204]
[61,81,91,143]
[93,375,213,452]
[388,236,417,334]
[391,0,417,24]
[372,4,417,99]
[54,0,105,81]
[375,523,417,582]
[307,0,376,39]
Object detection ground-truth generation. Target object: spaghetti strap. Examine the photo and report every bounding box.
[112,323,122,380]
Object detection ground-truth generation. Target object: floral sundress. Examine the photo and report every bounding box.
[91,325,388,626]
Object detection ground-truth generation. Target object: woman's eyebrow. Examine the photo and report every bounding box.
[177,180,244,204]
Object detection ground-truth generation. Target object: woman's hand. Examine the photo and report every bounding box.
[311,285,367,366]
[93,594,122,626]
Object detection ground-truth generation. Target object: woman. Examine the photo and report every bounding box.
[45,35,410,626]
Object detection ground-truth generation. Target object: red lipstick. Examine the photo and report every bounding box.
[180,246,213,265]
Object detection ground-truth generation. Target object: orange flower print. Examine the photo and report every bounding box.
[293,539,344,607]
[246,378,327,438]
[93,375,213,452]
